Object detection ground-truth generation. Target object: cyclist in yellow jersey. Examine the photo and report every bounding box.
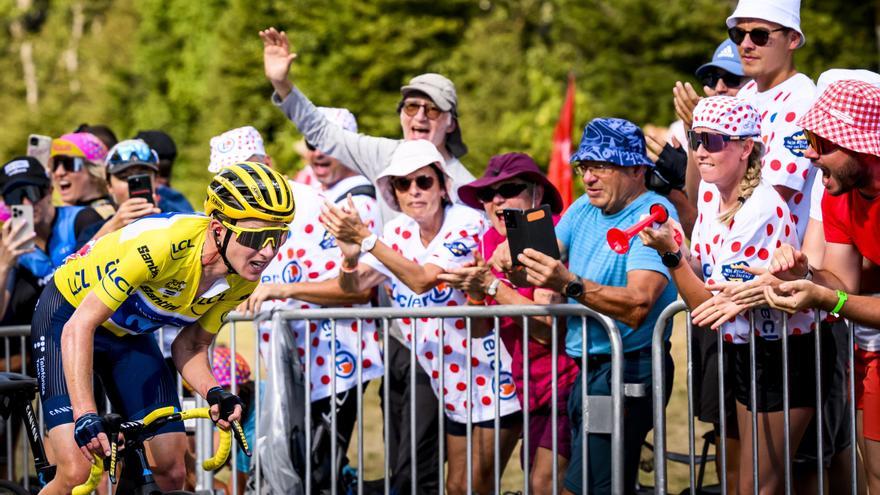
[31,162,295,494]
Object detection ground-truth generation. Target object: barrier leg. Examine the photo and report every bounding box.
[523,317,530,495]
[781,315,792,495]
[551,316,559,495]
[357,318,364,495]
[383,319,391,495]
[438,319,445,495]
[305,318,312,495]
[749,311,759,494]
[717,317,728,495]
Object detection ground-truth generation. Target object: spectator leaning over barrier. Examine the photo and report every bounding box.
[30,162,293,494]
[322,140,521,495]
[0,157,105,326]
[90,139,162,238]
[640,97,822,493]
[438,152,579,495]
[237,108,385,491]
[261,26,477,491]
[499,118,678,494]
[754,79,880,492]
[49,132,115,219]
[135,130,195,213]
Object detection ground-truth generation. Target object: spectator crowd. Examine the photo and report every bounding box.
[1,0,879,493]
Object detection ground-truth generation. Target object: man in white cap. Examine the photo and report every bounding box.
[259,27,475,225]
[725,0,817,242]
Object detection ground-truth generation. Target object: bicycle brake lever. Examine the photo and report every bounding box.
[231,420,251,457]
[103,414,123,483]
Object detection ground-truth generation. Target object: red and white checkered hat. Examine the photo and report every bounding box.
[692,96,761,137]
[797,79,880,157]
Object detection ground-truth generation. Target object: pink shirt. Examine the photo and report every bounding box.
[481,222,579,412]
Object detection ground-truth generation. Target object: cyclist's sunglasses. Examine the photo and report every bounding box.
[222,221,289,251]
[728,26,787,47]
[701,71,745,89]
[52,155,87,173]
[3,185,48,206]
[475,182,529,203]
[804,129,838,156]
[391,175,435,192]
[401,101,443,120]
[686,130,753,153]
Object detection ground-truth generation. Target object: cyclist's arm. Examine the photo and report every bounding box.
[60,292,115,418]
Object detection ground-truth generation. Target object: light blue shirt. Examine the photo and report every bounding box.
[556,191,678,357]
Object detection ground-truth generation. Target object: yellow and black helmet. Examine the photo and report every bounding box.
[205,162,295,224]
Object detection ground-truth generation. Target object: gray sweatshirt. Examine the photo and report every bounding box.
[273,87,476,224]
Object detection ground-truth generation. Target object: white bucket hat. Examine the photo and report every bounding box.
[208,126,266,173]
[377,140,453,212]
[726,0,805,48]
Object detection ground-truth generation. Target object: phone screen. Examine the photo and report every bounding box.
[10,204,35,252]
[127,174,155,205]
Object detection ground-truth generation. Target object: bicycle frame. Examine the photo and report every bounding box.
[0,374,55,489]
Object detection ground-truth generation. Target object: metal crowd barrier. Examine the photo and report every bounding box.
[1,301,670,494]
[219,303,626,495]
[650,304,859,495]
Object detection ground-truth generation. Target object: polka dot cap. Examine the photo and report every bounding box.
[692,96,761,137]
[208,126,267,173]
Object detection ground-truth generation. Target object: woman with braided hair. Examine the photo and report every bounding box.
[639,96,823,492]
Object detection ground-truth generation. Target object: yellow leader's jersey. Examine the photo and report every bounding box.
[53,213,255,337]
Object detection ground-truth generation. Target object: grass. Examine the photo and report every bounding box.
[217,311,718,493]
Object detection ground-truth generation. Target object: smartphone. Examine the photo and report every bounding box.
[127,174,155,205]
[9,204,35,252]
[504,204,560,266]
[27,134,53,170]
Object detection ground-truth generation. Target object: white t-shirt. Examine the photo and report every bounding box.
[361,204,521,423]
[258,180,384,401]
[692,181,814,343]
[738,74,817,242]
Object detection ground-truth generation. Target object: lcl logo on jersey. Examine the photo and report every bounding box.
[335,350,356,379]
[427,282,454,304]
[492,372,517,400]
[320,319,334,339]
[393,281,455,307]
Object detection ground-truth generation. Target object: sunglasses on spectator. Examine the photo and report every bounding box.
[52,155,87,173]
[401,101,443,120]
[804,130,838,156]
[728,26,787,46]
[391,175,436,192]
[475,182,530,203]
[106,141,159,168]
[305,141,317,151]
[701,71,745,89]
[3,185,48,206]
[574,162,616,177]
[687,130,753,152]
[221,221,289,251]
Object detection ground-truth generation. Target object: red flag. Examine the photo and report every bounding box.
[548,73,575,211]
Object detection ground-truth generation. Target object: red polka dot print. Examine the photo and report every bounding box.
[770,160,782,171]
[757,248,769,260]
[703,191,713,202]
[744,246,756,257]
[304,224,314,234]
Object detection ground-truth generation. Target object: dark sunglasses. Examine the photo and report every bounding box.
[401,101,443,120]
[804,130,838,156]
[391,175,435,192]
[700,71,745,89]
[52,155,87,173]
[475,182,530,203]
[3,185,47,206]
[222,221,290,251]
[686,130,753,152]
[305,141,317,151]
[728,26,787,47]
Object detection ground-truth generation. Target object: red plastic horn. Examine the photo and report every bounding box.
[607,203,673,254]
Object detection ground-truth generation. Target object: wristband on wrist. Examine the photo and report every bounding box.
[466,294,486,305]
[830,290,848,317]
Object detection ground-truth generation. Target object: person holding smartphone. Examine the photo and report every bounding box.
[91,139,162,237]
[438,152,579,495]
[0,156,105,326]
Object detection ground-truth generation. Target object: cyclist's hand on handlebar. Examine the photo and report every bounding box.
[206,386,243,429]
[74,412,111,462]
